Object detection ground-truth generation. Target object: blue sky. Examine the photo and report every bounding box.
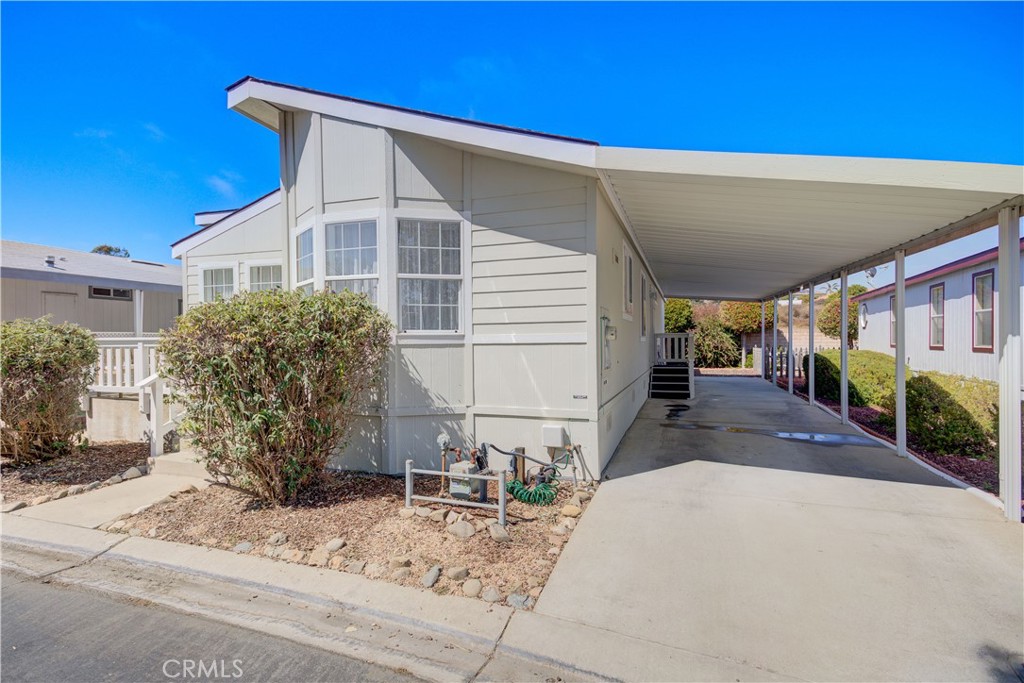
[2,2,1021,284]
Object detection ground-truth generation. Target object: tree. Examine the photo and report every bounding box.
[663,298,694,333]
[693,315,740,368]
[815,285,868,345]
[720,301,775,334]
[92,245,130,258]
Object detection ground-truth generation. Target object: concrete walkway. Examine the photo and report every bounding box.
[534,377,1023,682]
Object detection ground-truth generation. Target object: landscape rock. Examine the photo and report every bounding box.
[482,586,502,603]
[429,509,448,523]
[324,538,346,553]
[447,520,476,539]
[67,485,85,495]
[328,556,345,570]
[568,494,583,508]
[51,489,68,500]
[484,517,499,526]
[421,565,441,588]
[488,524,512,543]
[30,495,51,506]
[462,579,482,597]
[232,541,253,553]
[529,587,543,598]
[263,546,284,558]
[147,527,159,538]
[547,547,560,556]
[122,467,143,480]
[560,504,582,518]
[105,475,123,485]
[506,593,533,610]
[344,560,366,574]
[574,489,592,501]
[473,520,487,532]
[446,566,470,581]
[391,567,412,580]
[389,557,412,569]
[128,528,143,537]
[549,524,569,536]
[308,548,330,567]
[175,484,198,495]
[281,549,305,563]
[527,576,545,588]
[267,531,288,546]
[561,518,577,529]
[364,562,386,578]
[398,508,416,519]
[108,520,127,532]
[84,481,101,491]
[414,506,431,518]
[2,501,27,513]
[132,504,151,516]
[445,510,460,525]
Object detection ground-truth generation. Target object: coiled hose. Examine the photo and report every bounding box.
[506,478,558,506]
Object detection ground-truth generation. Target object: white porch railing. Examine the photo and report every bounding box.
[137,373,182,457]
[656,332,693,365]
[91,338,159,394]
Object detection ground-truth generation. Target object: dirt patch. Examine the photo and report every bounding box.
[123,471,594,606]
[1,442,148,502]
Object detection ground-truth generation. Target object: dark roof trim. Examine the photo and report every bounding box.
[171,188,279,248]
[227,76,600,147]
[852,237,1024,302]
[2,267,182,294]
[195,206,242,217]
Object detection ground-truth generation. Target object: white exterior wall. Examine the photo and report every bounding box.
[857,252,1023,382]
[1,277,179,333]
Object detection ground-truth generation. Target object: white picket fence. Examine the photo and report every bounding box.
[755,344,833,379]
[92,338,160,393]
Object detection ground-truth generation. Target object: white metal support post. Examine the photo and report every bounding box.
[997,206,1022,522]
[808,282,815,404]
[133,289,145,336]
[895,250,908,456]
[840,270,849,424]
[787,291,795,394]
[772,297,779,386]
[760,301,766,380]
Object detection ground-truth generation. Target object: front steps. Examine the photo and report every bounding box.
[650,364,692,399]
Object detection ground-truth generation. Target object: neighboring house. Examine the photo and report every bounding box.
[172,78,664,477]
[852,238,1024,382]
[1,240,182,334]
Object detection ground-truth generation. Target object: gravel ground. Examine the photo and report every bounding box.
[1,442,148,502]
[124,470,593,605]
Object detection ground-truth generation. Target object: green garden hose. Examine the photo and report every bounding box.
[506,478,558,506]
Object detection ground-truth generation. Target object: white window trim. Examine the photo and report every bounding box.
[622,240,635,321]
[197,262,239,303]
[323,216,380,302]
[245,259,283,292]
[640,273,649,340]
[394,209,468,337]
[290,221,316,291]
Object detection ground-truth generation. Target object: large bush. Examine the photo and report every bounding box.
[159,289,393,505]
[693,316,740,368]
[802,349,894,407]
[664,298,694,333]
[816,285,867,345]
[880,372,998,460]
[720,300,774,335]
[1,319,98,461]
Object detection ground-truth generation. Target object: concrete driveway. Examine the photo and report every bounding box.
[536,377,1023,681]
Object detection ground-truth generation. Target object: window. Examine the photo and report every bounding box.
[202,268,234,302]
[249,265,282,292]
[326,220,378,302]
[89,286,132,301]
[859,303,868,329]
[889,295,896,348]
[295,227,314,291]
[397,219,461,331]
[622,242,634,320]
[640,274,648,338]
[929,283,944,350]
[973,270,994,352]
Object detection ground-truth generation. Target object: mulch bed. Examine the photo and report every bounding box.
[1,442,149,503]
[770,376,1002,495]
[123,470,593,606]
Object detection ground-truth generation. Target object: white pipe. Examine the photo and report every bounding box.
[760,301,766,380]
[808,282,815,403]
[772,297,779,386]
[840,270,849,424]
[997,206,1022,521]
[788,291,795,394]
[895,249,907,456]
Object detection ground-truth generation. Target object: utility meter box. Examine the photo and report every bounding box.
[449,460,480,500]
[542,424,567,449]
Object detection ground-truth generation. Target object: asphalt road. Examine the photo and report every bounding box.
[1,571,422,683]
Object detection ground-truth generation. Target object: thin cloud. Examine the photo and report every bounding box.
[143,122,167,142]
[206,171,242,200]
[75,128,114,139]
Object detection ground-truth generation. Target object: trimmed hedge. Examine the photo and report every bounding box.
[802,349,895,408]
[1,318,98,460]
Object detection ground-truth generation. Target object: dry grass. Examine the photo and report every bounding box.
[125,471,592,602]
[1,442,148,502]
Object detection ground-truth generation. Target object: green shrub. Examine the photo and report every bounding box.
[159,289,393,505]
[880,372,997,460]
[802,349,895,407]
[721,300,774,335]
[664,298,694,333]
[1,318,98,461]
[816,285,867,345]
[694,316,740,368]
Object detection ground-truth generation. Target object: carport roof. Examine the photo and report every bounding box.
[227,77,1024,301]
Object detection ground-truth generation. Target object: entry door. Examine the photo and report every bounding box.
[43,292,78,324]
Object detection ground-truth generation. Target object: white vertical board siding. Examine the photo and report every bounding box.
[183,203,284,307]
[291,111,316,218]
[328,416,384,472]
[856,252,1022,382]
[1,278,179,333]
[392,414,468,470]
[394,344,464,409]
[393,131,463,209]
[322,115,383,208]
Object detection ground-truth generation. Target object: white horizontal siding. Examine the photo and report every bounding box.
[473,344,588,411]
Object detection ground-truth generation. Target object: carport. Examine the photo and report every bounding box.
[594,149,1023,520]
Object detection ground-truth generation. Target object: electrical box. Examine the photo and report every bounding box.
[449,460,480,500]
[605,326,617,341]
[541,424,567,449]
